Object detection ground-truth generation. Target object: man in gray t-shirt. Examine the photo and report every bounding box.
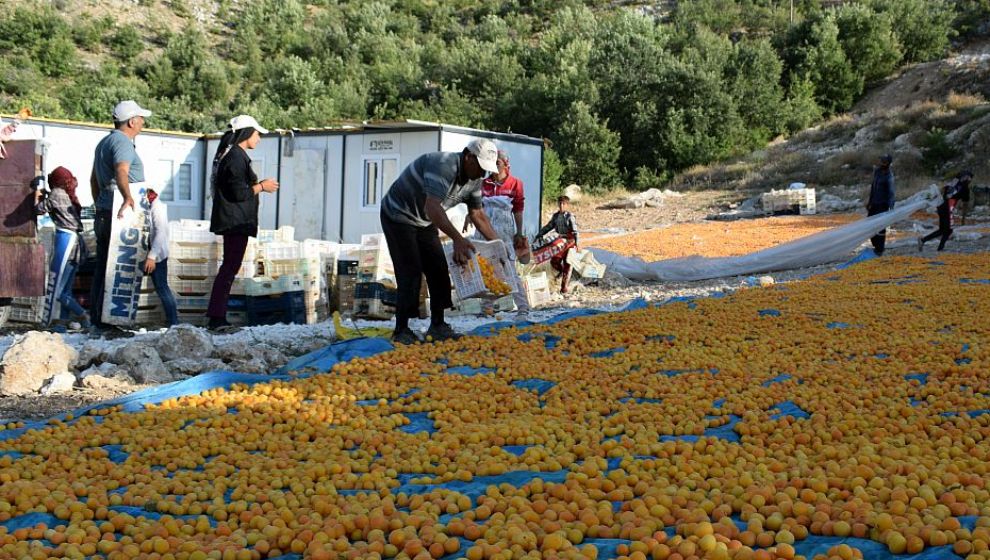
[380,139,501,344]
[88,99,152,329]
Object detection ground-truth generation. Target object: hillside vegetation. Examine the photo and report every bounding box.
[0,0,988,198]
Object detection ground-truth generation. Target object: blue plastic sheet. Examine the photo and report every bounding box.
[834,248,877,269]
[771,401,811,420]
[399,412,436,434]
[660,414,742,443]
[511,378,556,395]
[276,337,395,374]
[502,445,531,456]
[392,469,570,501]
[446,365,495,376]
[758,309,782,317]
[905,373,929,385]
[0,512,61,532]
[960,278,990,284]
[763,374,794,387]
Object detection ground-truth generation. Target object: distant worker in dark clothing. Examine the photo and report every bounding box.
[918,171,973,252]
[536,195,579,294]
[866,154,895,255]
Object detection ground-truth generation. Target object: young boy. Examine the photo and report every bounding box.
[144,188,179,326]
[918,171,973,252]
[536,195,579,293]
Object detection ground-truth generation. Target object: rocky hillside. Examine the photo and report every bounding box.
[673,40,990,200]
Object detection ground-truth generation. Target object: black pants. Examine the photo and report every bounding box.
[380,211,453,328]
[867,204,890,255]
[89,210,113,326]
[921,203,952,250]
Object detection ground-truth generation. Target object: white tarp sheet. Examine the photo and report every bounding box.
[589,186,939,282]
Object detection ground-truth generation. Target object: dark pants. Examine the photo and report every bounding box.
[550,240,575,293]
[89,210,113,326]
[151,259,179,326]
[380,211,453,330]
[867,204,890,255]
[207,234,249,319]
[921,203,952,251]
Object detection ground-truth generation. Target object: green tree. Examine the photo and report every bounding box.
[554,101,621,193]
[780,14,863,115]
[541,146,564,203]
[833,3,902,84]
[868,0,954,63]
[267,56,323,108]
[781,73,823,133]
[724,38,788,147]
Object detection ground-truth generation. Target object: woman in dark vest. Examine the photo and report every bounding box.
[207,115,279,331]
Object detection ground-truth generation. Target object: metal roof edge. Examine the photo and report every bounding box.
[0,114,204,138]
[438,123,544,146]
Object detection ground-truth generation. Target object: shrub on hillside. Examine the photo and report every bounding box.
[868,0,954,63]
[110,27,144,67]
[554,101,622,194]
[833,3,902,84]
[541,147,564,203]
[921,127,960,173]
[779,13,864,115]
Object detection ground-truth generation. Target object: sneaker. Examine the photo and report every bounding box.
[917,237,924,252]
[425,322,463,342]
[391,328,422,345]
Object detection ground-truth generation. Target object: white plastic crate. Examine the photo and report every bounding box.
[216,259,257,279]
[137,292,161,306]
[134,308,164,326]
[523,272,552,308]
[258,241,301,261]
[762,188,816,215]
[8,298,44,324]
[256,226,295,243]
[302,239,340,259]
[169,276,214,296]
[242,274,306,297]
[566,250,607,280]
[170,242,220,261]
[443,239,515,300]
[178,219,211,230]
[175,295,211,310]
[170,260,217,278]
[169,222,217,244]
[261,258,316,279]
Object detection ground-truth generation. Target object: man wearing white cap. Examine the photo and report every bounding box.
[88,99,152,329]
[380,138,502,344]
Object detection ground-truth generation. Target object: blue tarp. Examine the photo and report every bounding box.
[0,257,980,559]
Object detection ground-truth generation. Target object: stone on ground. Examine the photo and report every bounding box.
[0,331,78,396]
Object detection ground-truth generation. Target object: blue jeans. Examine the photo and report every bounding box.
[57,261,87,319]
[151,259,179,326]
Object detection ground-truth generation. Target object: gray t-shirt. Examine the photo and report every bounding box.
[381,152,483,227]
[93,129,145,211]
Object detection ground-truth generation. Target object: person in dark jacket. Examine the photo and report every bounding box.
[536,195,579,293]
[34,166,90,327]
[866,154,895,255]
[207,115,279,330]
[918,171,973,252]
